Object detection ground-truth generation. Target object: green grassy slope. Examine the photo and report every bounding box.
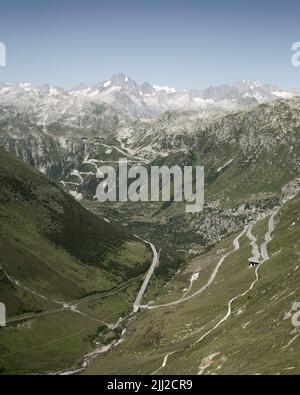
[0,148,151,374]
[84,194,300,375]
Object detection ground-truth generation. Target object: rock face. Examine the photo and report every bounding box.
[0,77,299,247]
[0,75,298,123]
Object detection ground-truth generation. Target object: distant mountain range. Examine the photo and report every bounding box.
[1,74,300,375]
[0,73,299,120]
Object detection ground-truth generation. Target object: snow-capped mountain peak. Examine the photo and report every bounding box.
[0,74,299,122]
[234,79,262,91]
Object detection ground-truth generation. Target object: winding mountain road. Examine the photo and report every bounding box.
[261,210,278,261]
[151,352,174,375]
[247,224,261,263]
[139,226,248,310]
[3,271,110,327]
[193,210,277,346]
[133,236,160,313]
[152,210,278,373]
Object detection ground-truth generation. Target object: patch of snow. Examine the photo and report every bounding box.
[217,159,234,173]
[242,321,251,329]
[69,191,83,201]
[193,97,215,106]
[283,312,292,320]
[272,91,294,99]
[38,165,46,174]
[58,137,68,149]
[103,80,112,88]
[49,87,60,96]
[153,84,177,94]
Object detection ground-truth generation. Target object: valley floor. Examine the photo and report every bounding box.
[1,191,300,375]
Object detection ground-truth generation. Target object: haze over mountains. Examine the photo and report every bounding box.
[0,73,299,121]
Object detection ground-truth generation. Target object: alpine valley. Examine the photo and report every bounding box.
[0,74,300,375]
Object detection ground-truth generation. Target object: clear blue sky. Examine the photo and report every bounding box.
[0,0,299,89]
